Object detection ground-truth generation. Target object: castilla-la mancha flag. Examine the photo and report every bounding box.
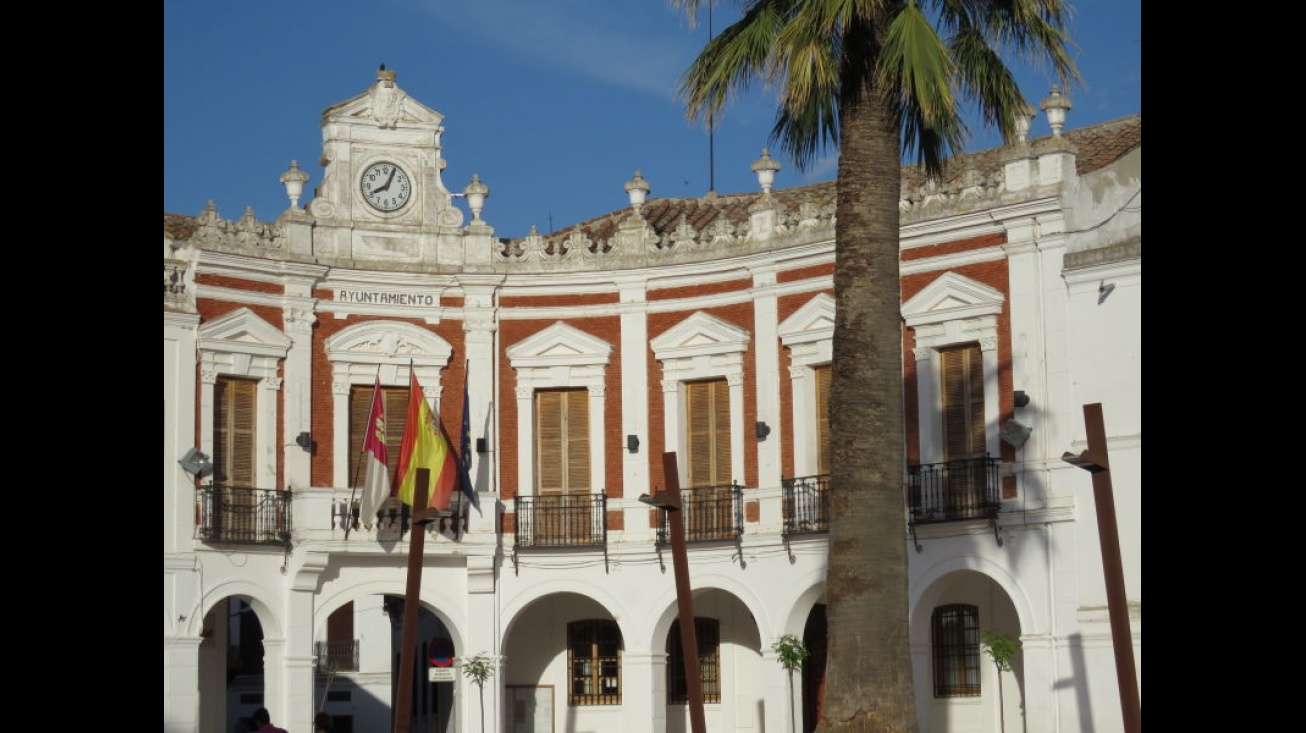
[358,378,390,528]
[393,371,458,510]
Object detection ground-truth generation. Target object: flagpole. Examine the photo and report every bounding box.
[394,467,433,733]
[344,366,383,539]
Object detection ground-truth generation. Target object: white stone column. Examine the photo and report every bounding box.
[282,306,316,489]
[623,651,667,733]
[283,552,328,733]
[163,635,201,733]
[751,266,782,498]
[617,279,652,536]
[164,311,200,553]
[462,282,501,529]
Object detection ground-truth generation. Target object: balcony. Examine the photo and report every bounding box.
[653,483,743,544]
[781,473,829,537]
[514,494,608,550]
[315,640,359,672]
[195,485,292,546]
[905,455,999,525]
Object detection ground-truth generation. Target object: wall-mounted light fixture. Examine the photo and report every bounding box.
[1014,390,1030,408]
[295,432,312,450]
[476,438,489,454]
[178,447,213,478]
[755,421,771,441]
[627,435,640,453]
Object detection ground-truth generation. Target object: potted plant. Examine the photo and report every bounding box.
[460,652,498,733]
[772,634,811,733]
[980,631,1021,733]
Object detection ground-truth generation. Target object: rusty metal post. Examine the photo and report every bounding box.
[393,469,431,733]
[1062,404,1141,733]
[660,452,707,733]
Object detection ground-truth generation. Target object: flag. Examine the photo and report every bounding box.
[394,371,458,510]
[358,378,390,529]
[458,363,479,510]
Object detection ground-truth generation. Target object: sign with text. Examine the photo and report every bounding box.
[428,667,456,683]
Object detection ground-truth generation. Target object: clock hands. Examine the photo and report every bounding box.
[372,167,398,195]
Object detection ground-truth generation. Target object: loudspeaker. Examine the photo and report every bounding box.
[179,447,214,478]
[1000,420,1032,448]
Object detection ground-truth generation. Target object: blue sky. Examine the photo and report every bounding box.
[164,0,1141,240]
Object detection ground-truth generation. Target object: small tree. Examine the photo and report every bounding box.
[980,631,1021,733]
[772,634,811,733]
[460,652,498,733]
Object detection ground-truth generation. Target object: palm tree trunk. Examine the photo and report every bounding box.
[817,12,917,733]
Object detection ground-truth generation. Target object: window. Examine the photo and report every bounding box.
[941,344,987,509]
[214,376,257,487]
[931,604,980,697]
[568,620,621,705]
[532,389,594,543]
[667,617,721,704]
[814,364,831,474]
[347,385,409,488]
[536,389,590,494]
[941,344,985,461]
[686,379,734,537]
[686,379,731,487]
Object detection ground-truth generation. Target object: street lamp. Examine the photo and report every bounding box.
[639,452,707,733]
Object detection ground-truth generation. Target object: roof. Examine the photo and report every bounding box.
[163,114,1141,246]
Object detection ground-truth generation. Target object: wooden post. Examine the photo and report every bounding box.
[661,452,707,733]
[393,468,431,733]
[1063,404,1141,733]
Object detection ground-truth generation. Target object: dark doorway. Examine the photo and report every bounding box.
[801,604,828,733]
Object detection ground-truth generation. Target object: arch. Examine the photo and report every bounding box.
[911,554,1039,637]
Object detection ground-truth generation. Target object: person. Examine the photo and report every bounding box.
[314,712,334,732]
[251,707,288,733]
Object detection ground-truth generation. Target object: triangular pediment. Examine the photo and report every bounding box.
[902,272,1004,327]
[651,312,750,359]
[507,322,612,367]
[325,321,453,362]
[322,77,444,129]
[778,293,835,346]
[199,308,291,357]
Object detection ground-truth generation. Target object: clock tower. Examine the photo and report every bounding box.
[280,66,494,268]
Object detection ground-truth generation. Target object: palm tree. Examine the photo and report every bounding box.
[674,2,1078,731]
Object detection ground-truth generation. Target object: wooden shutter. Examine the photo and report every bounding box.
[536,389,590,495]
[214,376,257,487]
[687,379,730,488]
[941,344,986,461]
[815,365,831,474]
[347,385,409,487]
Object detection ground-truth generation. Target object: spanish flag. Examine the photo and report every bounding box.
[393,371,458,510]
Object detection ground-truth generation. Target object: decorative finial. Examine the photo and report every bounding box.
[377,64,397,85]
[1039,86,1072,137]
[280,160,310,210]
[624,170,651,215]
[1011,102,1037,144]
[750,149,782,193]
[463,174,489,223]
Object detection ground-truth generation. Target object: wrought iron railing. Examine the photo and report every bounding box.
[195,485,292,545]
[514,494,607,550]
[782,473,829,536]
[653,483,743,544]
[315,640,359,672]
[905,456,999,525]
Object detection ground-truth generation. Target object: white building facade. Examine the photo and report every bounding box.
[163,68,1141,733]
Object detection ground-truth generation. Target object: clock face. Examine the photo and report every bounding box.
[359,161,412,212]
